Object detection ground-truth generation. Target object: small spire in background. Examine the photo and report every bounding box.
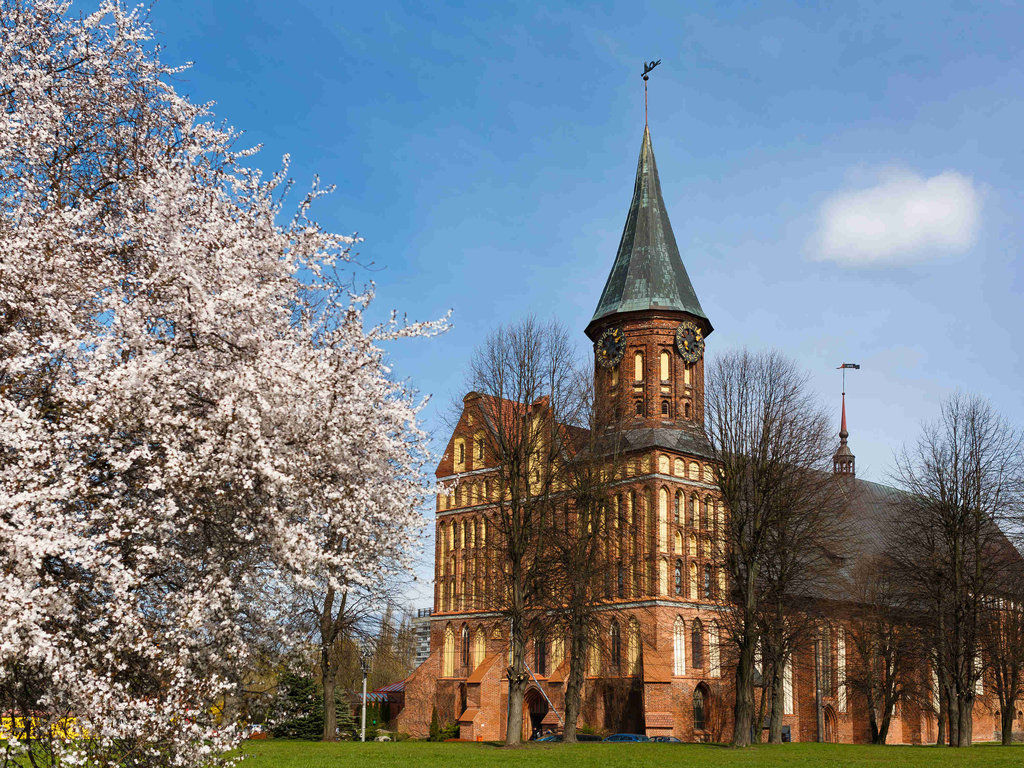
[834,363,859,477]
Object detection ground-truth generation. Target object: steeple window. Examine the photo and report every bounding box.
[634,352,644,382]
[660,350,670,382]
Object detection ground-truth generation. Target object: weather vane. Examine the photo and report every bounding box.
[642,59,661,126]
[837,362,860,395]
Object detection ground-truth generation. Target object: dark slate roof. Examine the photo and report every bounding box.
[591,126,711,330]
[590,425,714,462]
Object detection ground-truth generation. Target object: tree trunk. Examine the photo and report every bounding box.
[505,614,527,745]
[322,672,338,741]
[731,630,756,746]
[1000,703,1014,745]
[767,660,785,743]
[866,690,880,744]
[562,621,587,743]
[956,693,973,746]
[935,683,946,746]
[945,683,959,746]
[877,698,892,745]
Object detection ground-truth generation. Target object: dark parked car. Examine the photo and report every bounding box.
[603,733,650,742]
[534,733,603,742]
[651,736,681,742]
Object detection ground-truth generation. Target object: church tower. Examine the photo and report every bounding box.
[585,126,712,436]
[833,393,856,476]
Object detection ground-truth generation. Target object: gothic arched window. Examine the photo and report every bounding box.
[535,633,547,676]
[460,625,470,670]
[692,619,704,668]
[660,350,670,382]
[634,352,644,382]
[693,686,706,731]
[610,620,622,670]
[704,563,713,599]
[674,559,683,595]
[675,490,683,523]
[673,616,686,675]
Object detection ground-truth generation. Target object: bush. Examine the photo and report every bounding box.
[428,707,441,742]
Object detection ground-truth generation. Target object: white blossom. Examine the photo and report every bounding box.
[0,2,446,765]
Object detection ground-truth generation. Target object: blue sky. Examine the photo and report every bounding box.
[113,0,1024,605]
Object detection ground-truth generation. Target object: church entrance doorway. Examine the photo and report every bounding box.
[525,688,549,741]
[823,704,838,743]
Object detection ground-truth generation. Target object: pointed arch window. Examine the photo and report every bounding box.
[535,633,547,676]
[693,686,706,731]
[610,620,622,671]
[442,625,455,677]
[674,559,683,595]
[634,351,644,382]
[627,618,640,674]
[460,625,470,670]
[660,350,670,381]
[472,627,486,670]
[704,563,713,599]
[675,490,683,523]
[692,619,704,668]
[673,617,686,675]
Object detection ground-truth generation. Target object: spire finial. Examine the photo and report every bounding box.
[642,59,661,126]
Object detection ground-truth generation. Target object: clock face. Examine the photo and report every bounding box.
[675,321,705,364]
[595,327,626,368]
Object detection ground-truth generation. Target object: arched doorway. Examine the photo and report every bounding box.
[524,688,549,741]
[823,704,838,743]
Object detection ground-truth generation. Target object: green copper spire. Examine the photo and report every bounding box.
[590,126,711,331]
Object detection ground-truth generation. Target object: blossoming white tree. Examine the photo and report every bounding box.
[0,2,444,765]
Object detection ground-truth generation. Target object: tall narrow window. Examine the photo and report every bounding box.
[535,634,547,676]
[709,621,720,678]
[442,626,455,677]
[673,617,686,675]
[658,488,668,550]
[693,687,706,731]
[660,350,670,382]
[610,621,622,670]
[674,559,683,595]
[675,490,683,523]
[461,625,470,670]
[692,619,704,668]
[627,618,640,674]
[704,563,713,599]
[659,558,668,595]
[661,400,669,416]
[634,351,644,381]
[617,564,625,598]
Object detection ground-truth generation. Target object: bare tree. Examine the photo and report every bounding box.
[545,365,628,742]
[703,349,838,746]
[979,565,1024,744]
[891,392,1024,746]
[463,317,583,745]
[844,557,924,744]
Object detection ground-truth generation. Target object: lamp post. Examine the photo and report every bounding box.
[359,646,371,742]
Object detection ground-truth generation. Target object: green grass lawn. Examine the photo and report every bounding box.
[236,739,1024,768]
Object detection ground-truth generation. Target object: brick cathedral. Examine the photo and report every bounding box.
[396,125,1007,743]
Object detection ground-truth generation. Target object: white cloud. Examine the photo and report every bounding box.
[812,169,980,265]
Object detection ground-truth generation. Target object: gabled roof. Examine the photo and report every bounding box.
[590,126,711,331]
